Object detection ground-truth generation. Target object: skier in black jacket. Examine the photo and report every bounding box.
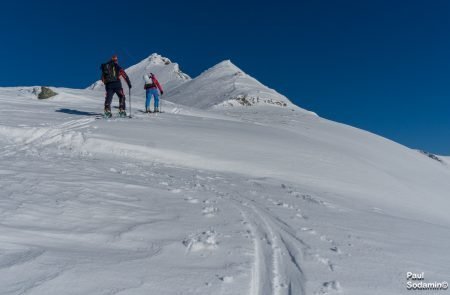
[101,55,132,117]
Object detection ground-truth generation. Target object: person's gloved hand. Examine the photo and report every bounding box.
[128,84,132,89]
[160,91,164,95]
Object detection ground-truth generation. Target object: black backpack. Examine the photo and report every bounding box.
[101,61,118,83]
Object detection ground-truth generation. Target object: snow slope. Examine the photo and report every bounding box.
[1,65,450,294]
[166,60,305,110]
[440,156,450,165]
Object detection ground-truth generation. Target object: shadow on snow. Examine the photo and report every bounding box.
[56,108,102,116]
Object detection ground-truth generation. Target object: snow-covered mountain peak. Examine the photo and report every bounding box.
[166,59,312,112]
[207,59,240,71]
[202,59,256,83]
[195,59,247,80]
[147,53,172,65]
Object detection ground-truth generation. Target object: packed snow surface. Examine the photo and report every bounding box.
[1,57,450,294]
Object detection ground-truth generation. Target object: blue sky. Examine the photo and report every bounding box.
[1,0,449,154]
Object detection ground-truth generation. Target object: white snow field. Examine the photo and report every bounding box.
[1,55,450,295]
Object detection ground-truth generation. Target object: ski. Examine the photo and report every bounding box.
[139,110,164,114]
[96,112,132,119]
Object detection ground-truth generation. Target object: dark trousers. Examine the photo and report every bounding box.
[104,87,126,112]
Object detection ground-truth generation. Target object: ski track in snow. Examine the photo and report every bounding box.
[0,137,437,295]
[0,141,342,294]
[186,178,347,295]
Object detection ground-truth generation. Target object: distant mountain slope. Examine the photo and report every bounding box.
[166,60,301,110]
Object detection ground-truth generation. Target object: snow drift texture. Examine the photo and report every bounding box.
[1,54,450,295]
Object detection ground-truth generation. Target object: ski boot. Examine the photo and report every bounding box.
[119,109,127,117]
[154,107,159,113]
[104,109,112,118]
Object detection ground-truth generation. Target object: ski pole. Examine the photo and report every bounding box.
[129,88,132,117]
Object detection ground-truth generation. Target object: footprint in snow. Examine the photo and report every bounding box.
[315,281,342,294]
[185,197,200,204]
[202,206,219,217]
[300,227,317,235]
[183,230,218,253]
[203,199,217,205]
[330,246,341,254]
[295,208,307,219]
[320,235,333,243]
[217,275,234,283]
[274,200,294,209]
[319,236,343,254]
[298,194,326,205]
[314,254,335,272]
[280,184,331,207]
[295,213,306,219]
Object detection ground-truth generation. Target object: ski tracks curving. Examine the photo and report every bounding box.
[231,197,307,295]
[202,180,343,295]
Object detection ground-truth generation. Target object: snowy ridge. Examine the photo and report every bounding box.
[166,60,309,111]
[417,150,446,164]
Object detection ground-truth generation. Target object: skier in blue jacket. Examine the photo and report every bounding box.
[143,73,164,113]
